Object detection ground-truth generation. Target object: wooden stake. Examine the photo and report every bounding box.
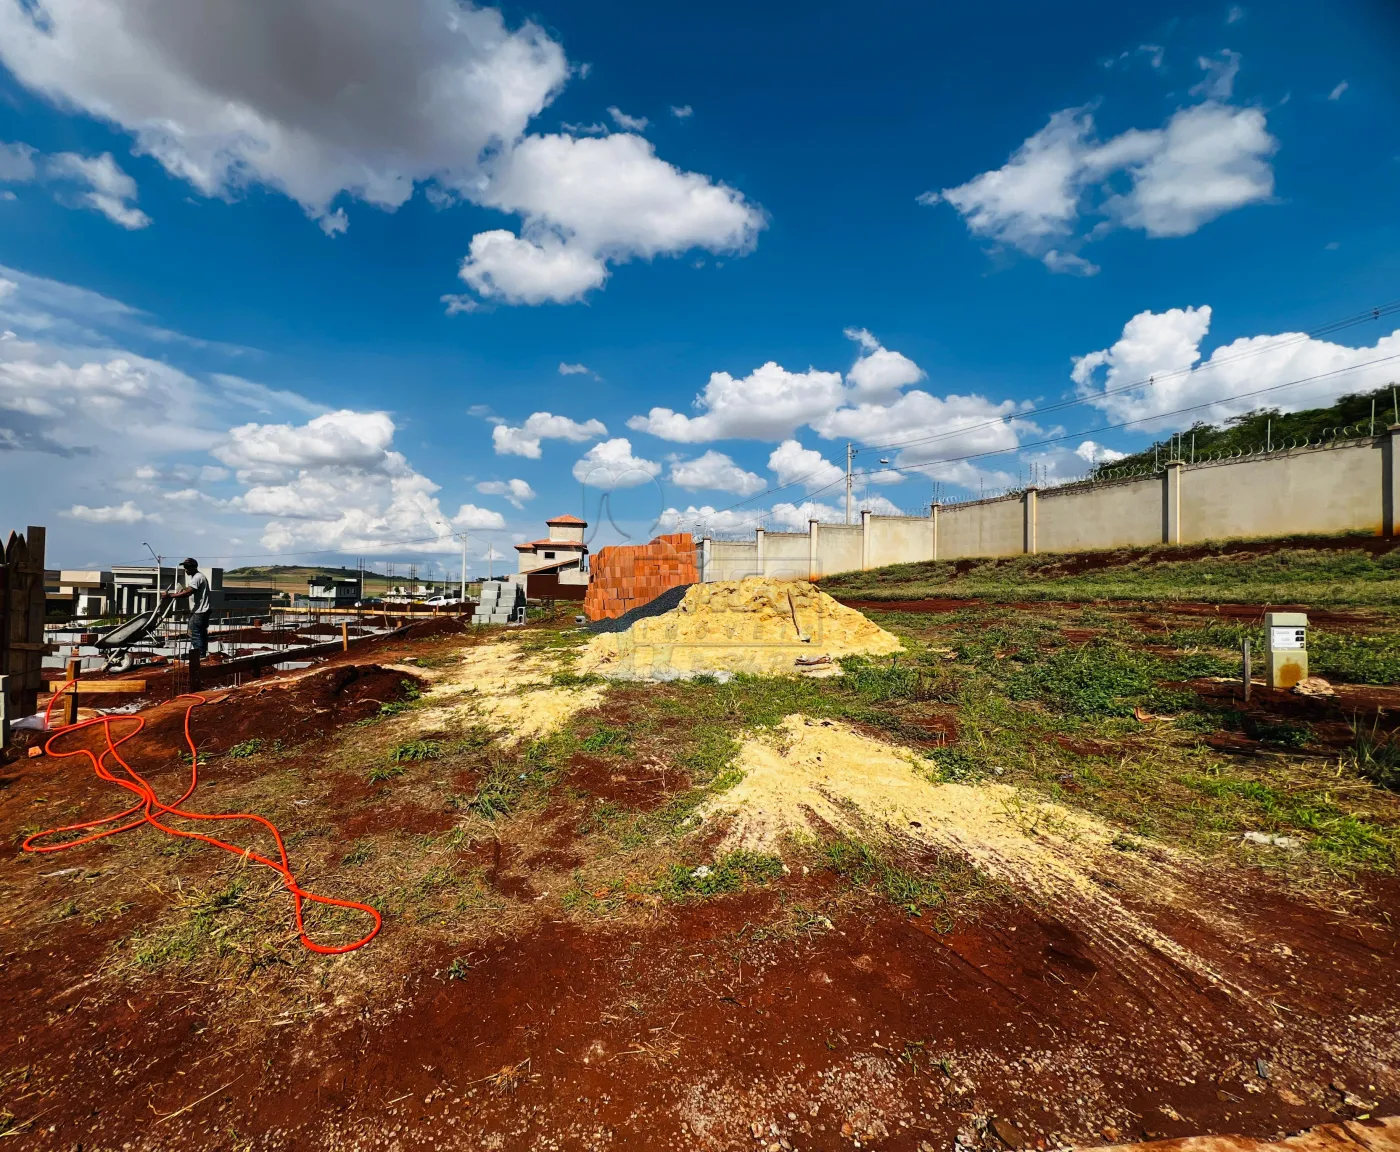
[63,656,80,726]
[341,620,349,652]
[1242,639,1252,702]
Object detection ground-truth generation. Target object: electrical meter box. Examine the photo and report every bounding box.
[1263,611,1307,689]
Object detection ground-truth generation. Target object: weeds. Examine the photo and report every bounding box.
[391,739,442,763]
[368,764,407,784]
[1008,642,1161,717]
[1347,718,1400,793]
[656,850,783,899]
[821,837,988,922]
[227,738,264,759]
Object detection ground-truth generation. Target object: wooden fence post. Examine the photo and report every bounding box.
[62,654,80,727]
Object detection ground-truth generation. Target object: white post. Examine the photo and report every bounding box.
[459,533,468,602]
[755,528,766,578]
[860,509,871,570]
[931,503,940,561]
[808,519,819,581]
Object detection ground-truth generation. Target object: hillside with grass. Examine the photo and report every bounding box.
[1094,384,1400,474]
[820,535,1400,608]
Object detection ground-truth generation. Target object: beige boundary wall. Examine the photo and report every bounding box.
[699,429,1400,581]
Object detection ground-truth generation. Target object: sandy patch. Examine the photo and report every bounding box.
[701,715,1251,998]
[408,641,604,745]
[578,578,901,681]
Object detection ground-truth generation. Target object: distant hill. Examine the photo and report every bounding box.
[223,564,391,594]
[222,564,470,596]
[1092,384,1400,478]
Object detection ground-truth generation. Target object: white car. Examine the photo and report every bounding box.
[422,594,464,607]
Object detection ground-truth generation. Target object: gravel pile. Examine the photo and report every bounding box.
[583,584,694,634]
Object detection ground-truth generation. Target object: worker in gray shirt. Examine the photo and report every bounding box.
[162,557,212,659]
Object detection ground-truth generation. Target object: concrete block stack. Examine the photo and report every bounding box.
[472,577,526,626]
[583,533,698,621]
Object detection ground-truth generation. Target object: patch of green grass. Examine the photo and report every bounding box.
[838,655,957,703]
[551,669,603,687]
[1008,642,1162,717]
[821,837,989,923]
[368,764,407,784]
[342,840,375,866]
[374,679,425,719]
[655,850,784,899]
[227,738,264,759]
[579,725,630,753]
[391,739,442,763]
[128,880,251,970]
[1186,771,1395,867]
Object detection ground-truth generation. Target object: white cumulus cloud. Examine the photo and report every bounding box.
[628,362,846,443]
[0,0,763,303]
[475,477,535,507]
[492,411,607,458]
[458,132,764,305]
[844,327,924,403]
[215,409,485,553]
[68,500,147,523]
[669,449,765,495]
[926,60,1276,271]
[1072,305,1400,430]
[572,437,659,490]
[0,0,568,231]
[767,439,844,491]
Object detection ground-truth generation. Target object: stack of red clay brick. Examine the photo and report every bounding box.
[583,532,698,621]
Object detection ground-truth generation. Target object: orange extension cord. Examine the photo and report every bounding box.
[21,683,381,954]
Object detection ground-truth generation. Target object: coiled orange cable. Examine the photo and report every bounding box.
[22,682,381,954]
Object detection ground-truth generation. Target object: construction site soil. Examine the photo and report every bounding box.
[2,612,1398,1150]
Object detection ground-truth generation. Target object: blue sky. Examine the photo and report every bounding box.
[0,0,1397,573]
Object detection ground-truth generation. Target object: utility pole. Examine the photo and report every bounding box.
[845,442,854,525]
[459,532,468,603]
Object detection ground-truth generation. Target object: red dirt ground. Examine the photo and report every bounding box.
[2,855,1397,1150]
[2,627,1398,1149]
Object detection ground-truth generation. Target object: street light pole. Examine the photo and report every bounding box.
[845,442,854,525]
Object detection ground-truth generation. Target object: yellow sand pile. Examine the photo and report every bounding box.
[700,715,1248,995]
[576,577,902,680]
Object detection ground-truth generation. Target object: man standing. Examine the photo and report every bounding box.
[163,557,211,660]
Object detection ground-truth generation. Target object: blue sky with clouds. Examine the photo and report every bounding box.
[0,0,1397,572]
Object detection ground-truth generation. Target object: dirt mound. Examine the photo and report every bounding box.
[402,616,470,640]
[577,577,902,680]
[191,663,423,754]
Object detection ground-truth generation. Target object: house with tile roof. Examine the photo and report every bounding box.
[514,515,590,600]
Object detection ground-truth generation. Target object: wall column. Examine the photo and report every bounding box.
[754,528,765,578]
[931,503,940,561]
[1386,425,1400,538]
[808,520,819,580]
[1163,461,1183,544]
[701,536,712,583]
[1023,488,1038,554]
[860,509,872,570]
